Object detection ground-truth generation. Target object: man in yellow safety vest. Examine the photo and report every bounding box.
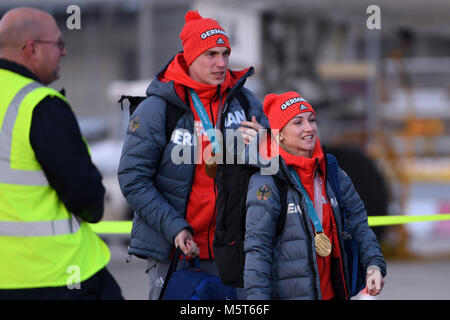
[0,7,123,299]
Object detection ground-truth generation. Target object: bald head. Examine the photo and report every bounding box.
[0,7,57,50]
[0,8,65,84]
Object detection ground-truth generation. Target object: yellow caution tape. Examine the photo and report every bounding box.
[89,221,132,234]
[90,214,450,234]
[367,214,450,227]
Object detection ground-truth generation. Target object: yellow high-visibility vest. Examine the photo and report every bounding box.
[0,69,110,289]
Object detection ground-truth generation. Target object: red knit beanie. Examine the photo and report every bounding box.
[263,91,315,130]
[180,10,231,66]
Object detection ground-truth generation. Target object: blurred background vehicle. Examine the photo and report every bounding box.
[2,0,449,260]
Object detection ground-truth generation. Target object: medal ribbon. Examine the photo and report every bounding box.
[188,88,222,154]
[288,167,324,233]
[314,172,323,224]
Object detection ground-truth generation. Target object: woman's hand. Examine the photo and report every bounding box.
[238,116,263,145]
[174,229,199,258]
[366,266,385,296]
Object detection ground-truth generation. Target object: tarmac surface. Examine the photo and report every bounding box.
[104,236,450,300]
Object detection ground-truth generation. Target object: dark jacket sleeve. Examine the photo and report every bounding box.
[244,173,281,300]
[339,168,387,277]
[29,96,105,223]
[117,96,192,243]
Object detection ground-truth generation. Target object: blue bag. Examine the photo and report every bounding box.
[159,248,237,300]
[326,154,366,297]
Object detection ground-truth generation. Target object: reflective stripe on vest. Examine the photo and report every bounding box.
[0,216,81,237]
[0,73,110,289]
[0,81,76,237]
[0,81,49,186]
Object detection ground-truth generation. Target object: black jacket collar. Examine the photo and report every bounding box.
[0,58,40,82]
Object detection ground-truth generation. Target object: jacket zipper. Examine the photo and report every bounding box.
[300,196,321,299]
[182,101,196,219]
[207,182,218,260]
[206,84,221,260]
[287,165,321,299]
[221,67,254,115]
[324,153,350,298]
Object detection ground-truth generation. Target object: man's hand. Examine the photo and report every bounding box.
[366,266,385,296]
[174,229,199,258]
[238,116,263,145]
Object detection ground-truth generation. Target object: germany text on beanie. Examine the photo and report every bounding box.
[263,91,315,130]
[180,10,231,66]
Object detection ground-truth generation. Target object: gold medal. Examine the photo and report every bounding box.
[314,233,332,257]
[204,152,217,179]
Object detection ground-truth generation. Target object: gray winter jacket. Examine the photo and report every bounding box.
[244,157,386,299]
[118,56,268,262]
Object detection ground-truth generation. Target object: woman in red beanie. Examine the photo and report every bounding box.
[243,91,386,299]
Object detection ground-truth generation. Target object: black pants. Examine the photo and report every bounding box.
[0,267,123,300]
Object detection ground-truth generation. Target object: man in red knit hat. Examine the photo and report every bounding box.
[118,10,268,299]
